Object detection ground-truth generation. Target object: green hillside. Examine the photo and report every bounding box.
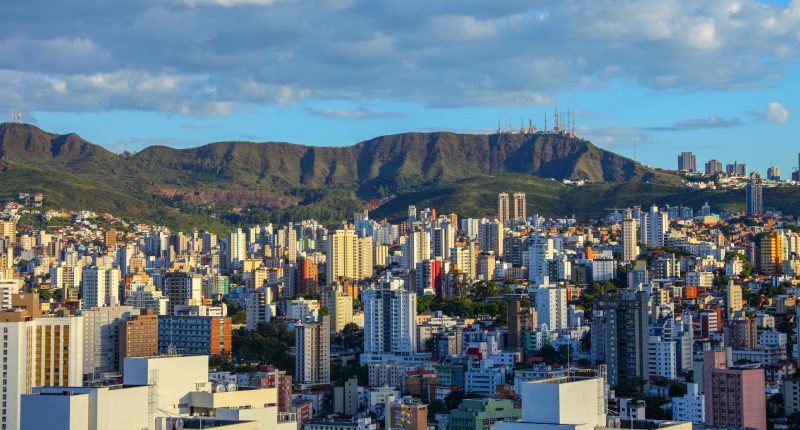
[371,174,799,222]
[1,122,796,229]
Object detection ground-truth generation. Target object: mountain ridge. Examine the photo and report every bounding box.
[0,122,695,230]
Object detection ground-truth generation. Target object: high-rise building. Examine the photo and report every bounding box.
[104,228,117,249]
[245,287,274,330]
[640,205,668,247]
[759,231,783,275]
[621,209,639,262]
[534,284,568,331]
[327,226,363,285]
[158,315,231,358]
[82,266,121,309]
[497,193,510,223]
[79,306,139,377]
[402,228,430,271]
[476,251,496,280]
[647,335,676,379]
[326,286,353,334]
[297,257,319,294]
[227,228,247,270]
[450,243,477,281]
[431,222,455,260]
[363,274,417,357]
[767,166,781,181]
[705,159,723,175]
[286,226,297,263]
[0,221,16,245]
[726,161,747,176]
[527,237,554,284]
[358,236,374,279]
[591,292,650,387]
[746,175,764,215]
[702,350,766,430]
[477,220,503,257]
[163,272,202,314]
[512,193,526,221]
[0,304,84,430]
[726,281,743,317]
[295,314,330,385]
[119,310,159,372]
[678,151,697,172]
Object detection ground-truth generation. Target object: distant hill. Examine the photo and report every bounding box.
[1,122,794,230]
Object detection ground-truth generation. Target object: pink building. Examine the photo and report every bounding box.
[702,350,766,430]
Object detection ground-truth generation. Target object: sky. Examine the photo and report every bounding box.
[2,0,800,175]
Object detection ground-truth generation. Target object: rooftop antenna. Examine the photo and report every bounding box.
[12,112,21,123]
[544,112,548,132]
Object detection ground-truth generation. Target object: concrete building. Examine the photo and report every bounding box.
[295,315,330,385]
[0,308,84,430]
[746,175,764,216]
[450,398,520,430]
[464,360,505,398]
[81,266,121,308]
[671,383,704,424]
[678,152,696,172]
[590,292,649,387]
[478,220,503,258]
[327,227,371,284]
[702,350,766,430]
[512,193,526,222]
[23,354,298,430]
[621,209,639,262]
[386,398,427,430]
[363,274,417,357]
[783,378,800,415]
[158,315,231,358]
[163,272,202,315]
[119,310,159,372]
[498,193,510,224]
[497,376,690,430]
[640,205,668,247]
[78,306,139,377]
[647,336,676,379]
[326,287,353,334]
[334,377,359,416]
[20,385,149,430]
[534,284,567,331]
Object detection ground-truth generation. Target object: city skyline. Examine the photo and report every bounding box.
[2,0,799,174]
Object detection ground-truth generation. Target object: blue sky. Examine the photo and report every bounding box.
[2,0,799,175]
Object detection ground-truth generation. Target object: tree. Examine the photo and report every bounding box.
[417,295,436,313]
[339,323,364,350]
[668,382,687,398]
[539,344,560,365]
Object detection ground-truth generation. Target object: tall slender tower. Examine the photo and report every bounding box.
[498,192,510,223]
[512,193,526,222]
[621,209,639,262]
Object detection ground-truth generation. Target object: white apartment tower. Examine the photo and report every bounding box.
[640,204,669,247]
[82,266,121,309]
[363,274,417,356]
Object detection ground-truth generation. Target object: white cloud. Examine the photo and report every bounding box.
[0,0,798,115]
[765,101,790,123]
[182,0,285,7]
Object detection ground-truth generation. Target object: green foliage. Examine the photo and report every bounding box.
[231,319,295,373]
[668,382,687,398]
